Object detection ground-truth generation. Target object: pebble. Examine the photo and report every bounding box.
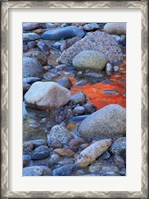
[27,41,37,49]
[113,154,125,169]
[83,103,96,114]
[56,64,68,71]
[23,33,40,41]
[37,40,50,52]
[73,106,85,115]
[83,23,99,31]
[23,142,33,154]
[49,154,61,165]
[89,164,119,174]
[23,77,41,84]
[52,164,76,176]
[31,145,50,160]
[101,151,111,160]
[53,148,75,157]
[110,137,126,159]
[75,79,88,86]
[113,65,119,72]
[57,77,72,89]
[23,155,31,167]
[23,166,52,176]
[105,63,112,75]
[31,139,47,149]
[69,92,86,105]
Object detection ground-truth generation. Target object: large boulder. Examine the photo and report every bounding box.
[58,31,123,65]
[24,82,71,109]
[78,104,126,141]
[23,51,48,66]
[23,22,40,31]
[23,57,44,78]
[72,50,108,71]
[41,26,85,40]
[23,33,40,41]
[103,22,126,35]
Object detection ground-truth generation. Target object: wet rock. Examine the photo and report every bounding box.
[113,154,125,169]
[113,65,119,72]
[43,71,60,80]
[119,168,126,176]
[46,23,59,29]
[49,140,63,148]
[75,79,88,86]
[70,92,86,105]
[103,22,126,35]
[23,142,33,154]
[23,77,41,84]
[105,63,112,75]
[56,64,68,71]
[23,51,48,66]
[73,106,85,115]
[53,148,75,157]
[23,57,44,78]
[49,154,61,165]
[83,23,99,31]
[41,26,85,40]
[23,22,40,31]
[78,104,126,141]
[60,37,81,51]
[37,40,50,52]
[23,33,40,41]
[52,41,63,49]
[84,72,104,79]
[31,139,47,149]
[73,50,107,71]
[83,103,96,114]
[103,90,119,95]
[23,155,31,167]
[75,139,112,167]
[75,169,86,176]
[31,145,50,160]
[110,137,126,159]
[23,83,30,94]
[47,125,73,147]
[24,82,71,109]
[101,151,111,160]
[23,166,52,176]
[69,138,86,149]
[27,41,37,49]
[58,31,123,65]
[57,77,72,89]
[52,164,76,176]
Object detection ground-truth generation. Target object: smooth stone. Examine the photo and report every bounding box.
[67,115,89,123]
[73,50,107,71]
[56,64,68,71]
[69,138,86,149]
[43,71,60,80]
[78,104,126,141]
[53,148,75,157]
[23,77,41,84]
[73,106,85,115]
[23,51,47,66]
[75,79,88,86]
[49,154,61,165]
[23,33,40,41]
[103,22,126,35]
[101,151,111,160]
[52,41,63,49]
[113,154,125,169]
[31,139,47,149]
[103,90,119,95]
[31,145,50,160]
[24,82,71,109]
[110,137,126,159]
[83,103,96,114]
[60,37,81,51]
[57,77,72,89]
[47,125,73,146]
[75,139,112,167]
[89,164,119,174]
[23,22,40,31]
[23,57,44,78]
[23,83,30,94]
[52,164,76,176]
[58,31,123,65]
[27,41,37,49]
[69,92,86,105]
[23,155,31,167]
[83,23,99,31]
[105,63,112,75]
[37,40,50,52]
[23,142,33,154]
[113,65,119,72]
[84,72,104,78]
[23,166,51,176]
[41,26,85,40]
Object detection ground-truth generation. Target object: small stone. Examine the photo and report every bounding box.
[113,65,119,72]
[23,83,30,94]
[83,103,96,114]
[23,166,52,176]
[101,151,111,160]
[103,22,126,35]
[31,139,47,148]
[53,148,75,157]
[75,79,88,86]
[31,145,50,160]
[23,22,40,31]
[23,155,31,167]
[37,40,50,52]
[57,77,72,89]
[49,154,61,165]
[83,23,99,31]
[27,41,37,49]
[70,92,86,105]
[89,164,119,175]
[52,164,76,176]
[23,33,40,41]
[23,77,41,84]
[105,63,112,75]
[56,64,68,71]
[73,106,85,115]
[23,142,33,154]
[110,137,126,159]
[113,154,125,169]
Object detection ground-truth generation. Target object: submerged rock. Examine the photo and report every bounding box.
[69,92,86,105]
[75,139,112,167]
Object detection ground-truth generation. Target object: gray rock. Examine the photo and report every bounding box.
[23,166,52,176]
[103,22,126,35]
[27,41,37,49]
[58,31,123,65]
[23,44,28,52]
[23,33,40,41]
[23,83,30,94]
[52,41,63,49]
[43,71,60,81]
[49,154,61,165]
[23,142,33,154]
[56,64,68,71]
[84,72,104,79]
[57,77,72,89]
[83,103,96,114]
[73,106,85,115]
[110,137,126,159]
[73,50,107,71]
[113,65,119,72]
[113,154,125,169]
[105,63,112,75]
[83,23,99,31]
[47,125,73,146]
[23,57,44,78]
[24,82,71,109]
[75,139,112,167]
[101,151,111,160]
[23,155,31,167]
[23,77,41,84]
[70,92,86,105]
[23,51,47,66]
[60,37,81,52]
[78,104,126,141]
[52,164,76,176]
[41,26,85,40]
[23,22,40,31]
[37,40,50,52]
[31,145,50,160]
[75,79,88,86]
[31,139,47,149]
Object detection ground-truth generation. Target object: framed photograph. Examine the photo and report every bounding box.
[1,0,148,198]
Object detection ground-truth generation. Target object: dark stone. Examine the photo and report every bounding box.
[52,164,76,176]
[31,145,50,160]
[57,77,72,89]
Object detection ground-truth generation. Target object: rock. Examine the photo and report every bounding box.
[52,164,76,176]
[75,79,88,86]
[113,154,125,169]
[47,125,73,146]
[103,22,126,35]
[41,26,85,40]
[23,155,31,167]
[89,164,119,175]
[73,106,85,115]
[23,142,33,154]
[23,33,40,41]
[58,31,123,65]
[23,22,40,31]
[31,139,47,149]
[23,51,47,66]
[113,65,119,72]
[52,41,63,49]
[105,63,112,75]
[83,23,99,31]
[73,50,107,71]
[83,103,96,114]
[23,166,52,176]
[37,40,50,52]
[75,139,112,167]
[23,44,28,52]
[49,154,61,165]
[60,37,81,51]
[31,145,50,160]
[43,71,60,81]
[103,90,119,95]
[23,57,44,78]
[27,41,37,49]
[53,148,75,157]
[24,82,71,109]
[69,138,86,149]
[57,77,72,89]
[110,137,126,159]
[56,64,68,71]
[78,104,126,141]
[101,151,111,160]
[23,83,30,94]
[23,77,41,84]
[70,92,86,105]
